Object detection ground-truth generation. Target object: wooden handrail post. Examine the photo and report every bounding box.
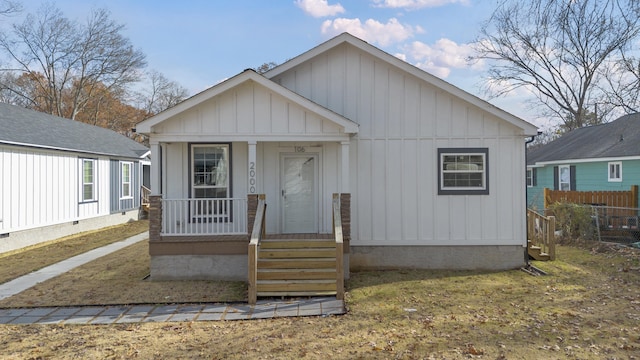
[333,193,344,300]
[548,216,556,260]
[248,243,257,305]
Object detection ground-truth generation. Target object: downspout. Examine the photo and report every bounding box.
[524,132,542,265]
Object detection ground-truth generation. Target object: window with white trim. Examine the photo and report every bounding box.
[121,162,132,198]
[608,162,622,182]
[81,159,95,202]
[438,148,489,195]
[526,168,535,187]
[559,165,571,191]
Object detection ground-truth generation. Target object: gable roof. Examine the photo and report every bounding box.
[265,32,538,136]
[527,113,640,165]
[0,102,149,159]
[136,69,359,135]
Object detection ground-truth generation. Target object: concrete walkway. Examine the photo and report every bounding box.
[0,297,344,325]
[0,231,345,324]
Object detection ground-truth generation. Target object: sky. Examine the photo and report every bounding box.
[16,0,543,128]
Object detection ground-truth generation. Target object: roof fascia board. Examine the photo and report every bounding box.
[0,140,147,159]
[148,133,352,143]
[136,70,358,134]
[265,33,538,136]
[533,155,640,166]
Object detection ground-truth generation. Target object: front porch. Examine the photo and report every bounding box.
[148,194,350,304]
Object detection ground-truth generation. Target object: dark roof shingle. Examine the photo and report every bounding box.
[0,102,148,159]
[528,113,640,165]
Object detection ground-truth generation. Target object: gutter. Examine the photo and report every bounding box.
[524,132,542,266]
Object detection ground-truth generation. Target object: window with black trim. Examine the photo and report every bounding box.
[191,144,231,222]
[438,148,489,195]
[553,165,576,191]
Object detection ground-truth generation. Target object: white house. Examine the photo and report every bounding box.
[0,103,150,253]
[136,33,538,294]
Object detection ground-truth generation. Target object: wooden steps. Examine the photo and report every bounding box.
[256,239,337,297]
[528,240,550,261]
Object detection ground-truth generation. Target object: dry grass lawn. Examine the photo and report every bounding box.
[1,231,639,359]
[0,220,149,285]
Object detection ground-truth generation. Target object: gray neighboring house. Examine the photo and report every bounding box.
[0,102,150,253]
[527,113,640,210]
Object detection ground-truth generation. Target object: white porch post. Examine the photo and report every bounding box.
[248,141,257,194]
[150,141,161,195]
[341,141,350,193]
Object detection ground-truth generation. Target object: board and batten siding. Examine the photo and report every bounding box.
[271,43,528,247]
[153,80,344,138]
[0,144,110,234]
[109,159,141,213]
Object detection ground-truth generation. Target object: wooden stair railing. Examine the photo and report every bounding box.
[333,193,345,300]
[140,185,151,211]
[527,209,556,261]
[248,194,345,304]
[248,195,267,305]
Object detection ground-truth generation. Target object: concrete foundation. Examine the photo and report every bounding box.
[0,210,140,254]
[350,245,526,271]
[150,255,248,281]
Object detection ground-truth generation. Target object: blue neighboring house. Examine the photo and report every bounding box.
[527,113,640,210]
[0,102,150,253]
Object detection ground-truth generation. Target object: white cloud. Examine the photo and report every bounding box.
[401,39,480,78]
[372,0,469,9]
[321,18,419,46]
[295,0,345,18]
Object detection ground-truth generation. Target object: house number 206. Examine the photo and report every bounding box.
[249,161,256,193]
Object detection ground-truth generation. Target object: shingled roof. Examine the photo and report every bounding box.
[527,113,640,165]
[0,102,148,159]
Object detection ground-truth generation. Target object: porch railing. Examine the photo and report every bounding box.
[161,198,247,236]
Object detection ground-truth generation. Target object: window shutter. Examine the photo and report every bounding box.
[553,166,559,190]
[532,168,537,187]
[570,166,576,190]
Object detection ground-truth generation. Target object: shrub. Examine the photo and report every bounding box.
[548,201,595,241]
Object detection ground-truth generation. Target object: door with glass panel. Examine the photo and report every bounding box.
[192,144,229,222]
[281,154,318,233]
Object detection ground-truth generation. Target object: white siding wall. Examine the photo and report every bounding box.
[154,81,343,137]
[272,44,528,247]
[0,144,112,234]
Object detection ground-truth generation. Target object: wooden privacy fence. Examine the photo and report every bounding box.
[543,185,638,210]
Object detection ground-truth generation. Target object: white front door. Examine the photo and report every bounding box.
[281,154,318,233]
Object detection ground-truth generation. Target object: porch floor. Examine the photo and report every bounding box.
[265,233,334,239]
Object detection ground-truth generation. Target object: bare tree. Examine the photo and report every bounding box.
[0,0,20,16]
[255,62,278,74]
[602,51,640,114]
[137,69,189,117]
[0,3,146,120]
[472,0,640,131]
